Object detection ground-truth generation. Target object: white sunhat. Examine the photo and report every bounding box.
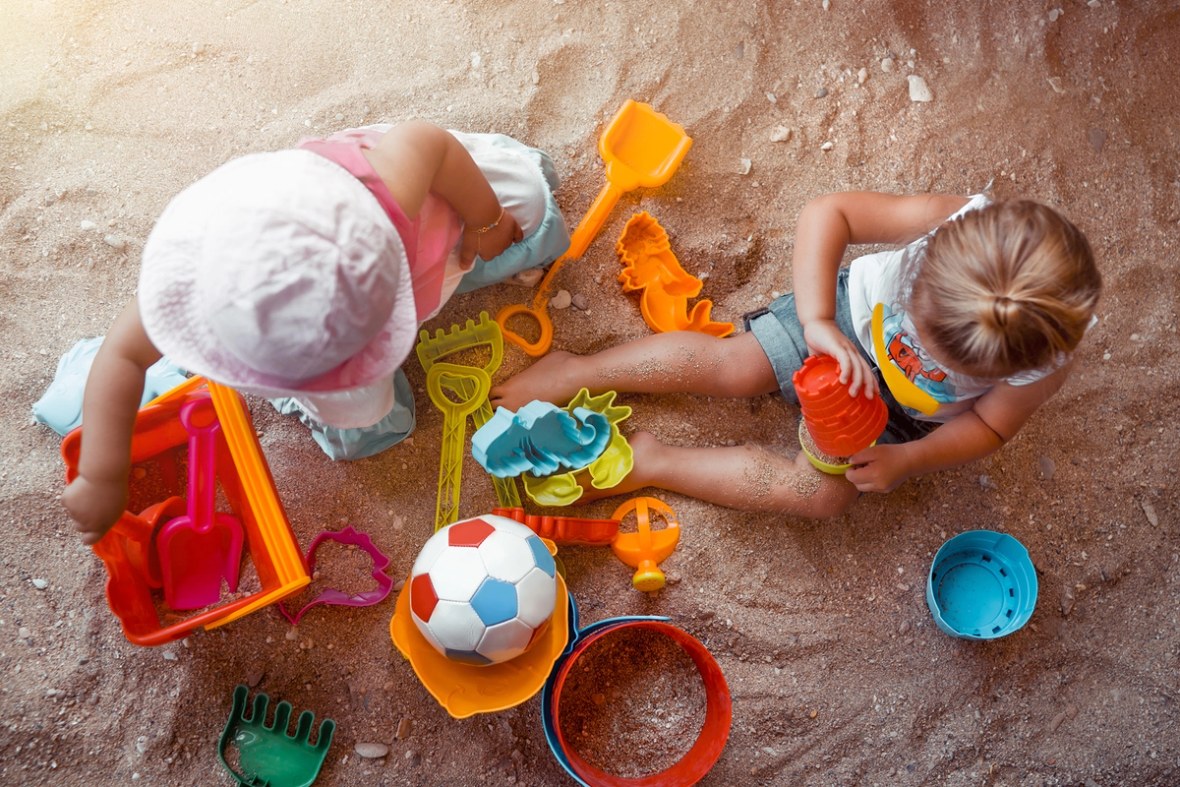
[138,149,417,395]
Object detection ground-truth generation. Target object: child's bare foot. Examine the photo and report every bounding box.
[490,351,584,411]
[576,431,662,504]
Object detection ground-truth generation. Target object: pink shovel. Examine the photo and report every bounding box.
[157,398,246,610]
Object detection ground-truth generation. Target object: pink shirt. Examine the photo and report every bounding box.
[298,127,462,321]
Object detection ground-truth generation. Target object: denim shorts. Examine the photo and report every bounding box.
[744,269,935,445]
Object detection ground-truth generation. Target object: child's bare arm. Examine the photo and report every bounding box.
[792,192,968,397]
[845,364,1071,493]
[365,121,523,266]
[62,298,162,544]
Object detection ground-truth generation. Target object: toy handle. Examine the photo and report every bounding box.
[428,365,490,531]
[496,301,555,358]
[180,400,220,532]
[495,182,622,357]
[632,559,666,592]
[567,182,621,260]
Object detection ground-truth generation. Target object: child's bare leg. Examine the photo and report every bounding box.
[491,330,777,410]
[581,432,858,519]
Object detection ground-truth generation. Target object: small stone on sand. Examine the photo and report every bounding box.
[907,75,933,102]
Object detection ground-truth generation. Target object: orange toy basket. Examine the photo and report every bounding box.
[61,377,308,646]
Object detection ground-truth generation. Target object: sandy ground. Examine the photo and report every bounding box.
[2,1,1179,785]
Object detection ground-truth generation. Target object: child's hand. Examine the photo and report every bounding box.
[460,210,523,269]
[844,443,912,493]
[62,474,128,545]
[802,319,878,398]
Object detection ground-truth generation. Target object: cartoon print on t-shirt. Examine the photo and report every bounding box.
[882,304,953,402]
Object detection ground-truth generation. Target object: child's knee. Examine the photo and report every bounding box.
[455,184,569,293]
[800,487,856,520]
[776,451,858,519]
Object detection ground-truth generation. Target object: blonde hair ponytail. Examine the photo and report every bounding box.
[909,200,1101,378]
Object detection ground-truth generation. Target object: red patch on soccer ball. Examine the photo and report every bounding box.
[448,518,495,547]
[409,573,439,621]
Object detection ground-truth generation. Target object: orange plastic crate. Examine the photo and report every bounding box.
[62,377,308,646]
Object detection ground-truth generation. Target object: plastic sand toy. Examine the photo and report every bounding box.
[157,397,246,610]
[610,497,680,592]
[491,506,620,547]
[218,684,335,787]
[407,515,557,666]
[425,363,491,532]
[927,530,1038,640]
[616,211,734,337]
[521,389,633,507]
[472,401,611,478]
[389,536,571,719]
[61,377,308,646]
[417,312,521,528]
[497,100,693,356]
[540,598,732,787]
[871,302,940,416]
[276,526,393,625]
[796,419,851,475]
[793,354,888,474]
[114,495,184,591]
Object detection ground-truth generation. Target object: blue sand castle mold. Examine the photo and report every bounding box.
[472,401,611,478]
[927,529,1038,640]
[520,389,633,507]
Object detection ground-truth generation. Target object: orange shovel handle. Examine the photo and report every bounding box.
[496,301,555,358]
[497,183,623,357]
[496,99,692,358]
[567,183,623,260]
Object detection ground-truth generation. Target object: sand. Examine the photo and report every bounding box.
[2,1,1178,784]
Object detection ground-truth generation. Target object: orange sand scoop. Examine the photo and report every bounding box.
[793,355,888,461]
[616,212,735,337]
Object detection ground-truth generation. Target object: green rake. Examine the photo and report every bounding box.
[218,684,335,787]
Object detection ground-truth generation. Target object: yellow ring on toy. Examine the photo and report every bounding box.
[798,419,853,475]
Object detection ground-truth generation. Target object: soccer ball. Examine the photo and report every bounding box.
[409,514,558,666]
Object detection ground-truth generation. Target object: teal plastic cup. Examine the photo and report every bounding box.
[926,530,1038,640]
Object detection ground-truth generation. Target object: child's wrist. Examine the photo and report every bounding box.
[799,315,835,334]
[466,206,507,261]
[466,206,505,235]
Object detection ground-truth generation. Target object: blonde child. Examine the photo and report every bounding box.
[491,191,1100,517]
[64,120,569,544]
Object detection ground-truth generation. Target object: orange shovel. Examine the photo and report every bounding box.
[496,100,692,356]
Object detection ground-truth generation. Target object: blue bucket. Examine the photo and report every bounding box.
[926,530,1037,640]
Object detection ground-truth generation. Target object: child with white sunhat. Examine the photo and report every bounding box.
[63,120,569,545]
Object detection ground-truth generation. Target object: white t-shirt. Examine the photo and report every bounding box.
[847,194,1068,424]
